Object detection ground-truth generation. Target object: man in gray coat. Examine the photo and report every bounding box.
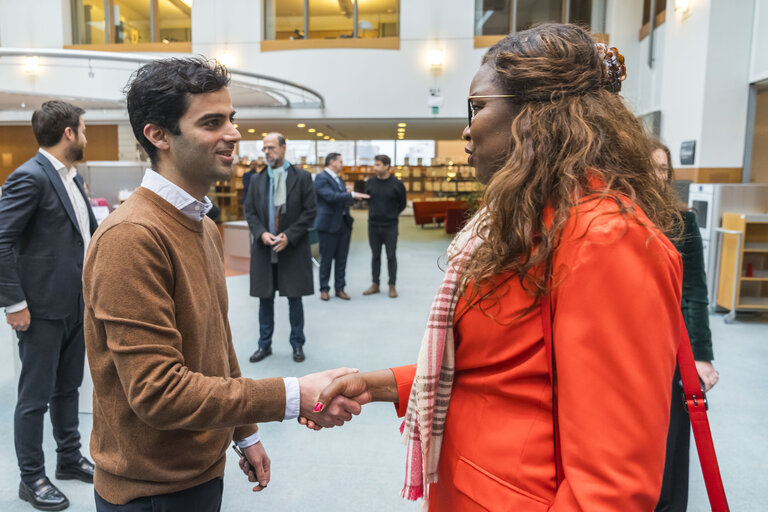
[244,133,316,363]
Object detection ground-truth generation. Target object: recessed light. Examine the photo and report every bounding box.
[397,122,407,127]
[308,128,316,133]
[323,136,330,139]
[317,132,324,136]
[297,123,306,128]
[233,123,239,128]
[397,128,406,132]
[330,138,336,141]
[247,128,255,133]
[261,132,268,136]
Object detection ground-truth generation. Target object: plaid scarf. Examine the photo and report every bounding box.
[401,211,484,508]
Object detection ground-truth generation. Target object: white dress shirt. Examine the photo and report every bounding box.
[140,169,300,448]
[5,149,92,314]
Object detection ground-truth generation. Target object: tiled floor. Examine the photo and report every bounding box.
[0,210,764,511]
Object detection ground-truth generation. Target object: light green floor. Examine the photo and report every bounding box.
[0,210,764,510]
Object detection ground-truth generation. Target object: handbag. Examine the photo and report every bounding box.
[540,293,729,511]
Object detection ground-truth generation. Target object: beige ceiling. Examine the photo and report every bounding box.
[234,117,466,141]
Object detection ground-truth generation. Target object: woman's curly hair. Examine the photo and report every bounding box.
[460,23,681,309]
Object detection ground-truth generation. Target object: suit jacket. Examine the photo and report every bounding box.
[0,152,97,319]
[391,196,682,511]
[313,170,354,233]
[243,164,316,298]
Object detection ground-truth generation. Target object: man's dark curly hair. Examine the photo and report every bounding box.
[124,57,230,165]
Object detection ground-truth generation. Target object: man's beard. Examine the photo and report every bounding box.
[68,145,84,162]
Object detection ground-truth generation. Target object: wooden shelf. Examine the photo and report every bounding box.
[717,212,768,317]
[744,243,768,252]
[736,296,768,308]
[740,277,768,282]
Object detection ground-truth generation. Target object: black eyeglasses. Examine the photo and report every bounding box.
[467,95,517,127]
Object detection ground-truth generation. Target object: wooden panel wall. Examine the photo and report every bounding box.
[0,125,118,185]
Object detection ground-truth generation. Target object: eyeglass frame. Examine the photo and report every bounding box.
[467,95,517,127]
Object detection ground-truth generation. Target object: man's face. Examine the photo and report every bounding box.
[263,135,286,167]
[67,117,87,162]
[373,160,390,175]
[168,88,241,185]
[330,156,343,172]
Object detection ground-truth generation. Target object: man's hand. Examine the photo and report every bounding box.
[695,360,719,392]
[6,308,31,331]
[299,369,398,430]
[352,192,370,200]
[298,368,362,428]
[260,232,277,246]
[239,442,271,492]
[273,233,289,252]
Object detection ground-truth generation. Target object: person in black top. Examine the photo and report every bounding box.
[651,140,718,512]
[362,155,406,298]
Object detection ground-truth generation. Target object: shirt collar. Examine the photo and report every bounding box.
[324,168,339,180]
[140,169,212,222]
[39,148,77,182]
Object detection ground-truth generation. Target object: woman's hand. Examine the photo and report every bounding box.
[695,361,719,392]
[298,369,398,430]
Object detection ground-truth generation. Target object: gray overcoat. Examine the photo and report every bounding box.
[243,165,316,298]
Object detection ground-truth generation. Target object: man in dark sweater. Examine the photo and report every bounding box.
[362,155,406,298]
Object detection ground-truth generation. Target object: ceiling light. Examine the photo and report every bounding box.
[216,52,235,68]
[397,128,406,132]
[247,128,255,133]
[297,123,306,128]
[317,132,324,136]
[397,122,407,127]
[261,132,268,136]
[308,128,316,133]
[233,123,239,128]
[330,138,336,141]
[24,56,40,74]
[323,136,330,139]
[427,48,445,70]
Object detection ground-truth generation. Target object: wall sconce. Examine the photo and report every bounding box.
[674,0,691,17]
[24,56,40,75]
[427,48,445,71]
[216,52,235,68]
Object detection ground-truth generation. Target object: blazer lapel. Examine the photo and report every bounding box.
[74,174,98,233]
[259,170,271,224]
[285,165,298,198]
[36,153,81,236]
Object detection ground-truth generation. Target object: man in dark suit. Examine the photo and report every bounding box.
[313,153,369,301]
[244,133,316,363]
[0,100,98,510]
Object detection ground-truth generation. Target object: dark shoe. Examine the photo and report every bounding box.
[362,283,380,295]
[55,456,94,484]
[19,477,69,511]
[320,291,330,301]
[389,285,398,298]
[249,347,272,362]
[336,290,351,300]
[293,346,305,362]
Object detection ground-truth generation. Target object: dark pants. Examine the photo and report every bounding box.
[317,225,351,292]
[369,222,398,285]
[656,365,690,512]
[259,264,305,349]
[95,478,223,512]
[15,308,85,483]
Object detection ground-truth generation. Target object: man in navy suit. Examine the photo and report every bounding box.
[0,100,97,511]
[313,153,368,301]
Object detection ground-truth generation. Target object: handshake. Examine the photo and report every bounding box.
[296,367,397,430]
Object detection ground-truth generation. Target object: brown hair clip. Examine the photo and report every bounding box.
[595,43,627,93]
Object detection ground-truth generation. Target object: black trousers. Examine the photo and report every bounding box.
[258,264,305,349]
[95,478,223,512]
[369,222,398,285]
[656,365,690,512]
[15,307,85,483]
[317,225,352,292]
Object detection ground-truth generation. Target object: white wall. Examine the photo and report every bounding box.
[750,0,768,83]
[0,0,66,48]
[604,0,643,109]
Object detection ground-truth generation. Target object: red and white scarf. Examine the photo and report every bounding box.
[401,212,484,508]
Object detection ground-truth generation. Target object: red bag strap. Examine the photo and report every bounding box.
[676,320,730,511]
[541,297,729,511]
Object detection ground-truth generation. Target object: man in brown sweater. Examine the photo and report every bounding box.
[83,57,360,511]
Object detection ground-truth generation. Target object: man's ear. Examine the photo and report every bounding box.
[62,126,76,143]
[143,123,170,152]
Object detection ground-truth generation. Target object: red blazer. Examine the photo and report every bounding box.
[392,197,682,511]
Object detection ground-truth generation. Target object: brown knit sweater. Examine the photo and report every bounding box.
[83,187,286,504]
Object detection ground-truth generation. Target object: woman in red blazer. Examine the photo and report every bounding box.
[308,24,684,511]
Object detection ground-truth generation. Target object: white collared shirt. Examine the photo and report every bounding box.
[140,169,212,221]
[139,169,298,449]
